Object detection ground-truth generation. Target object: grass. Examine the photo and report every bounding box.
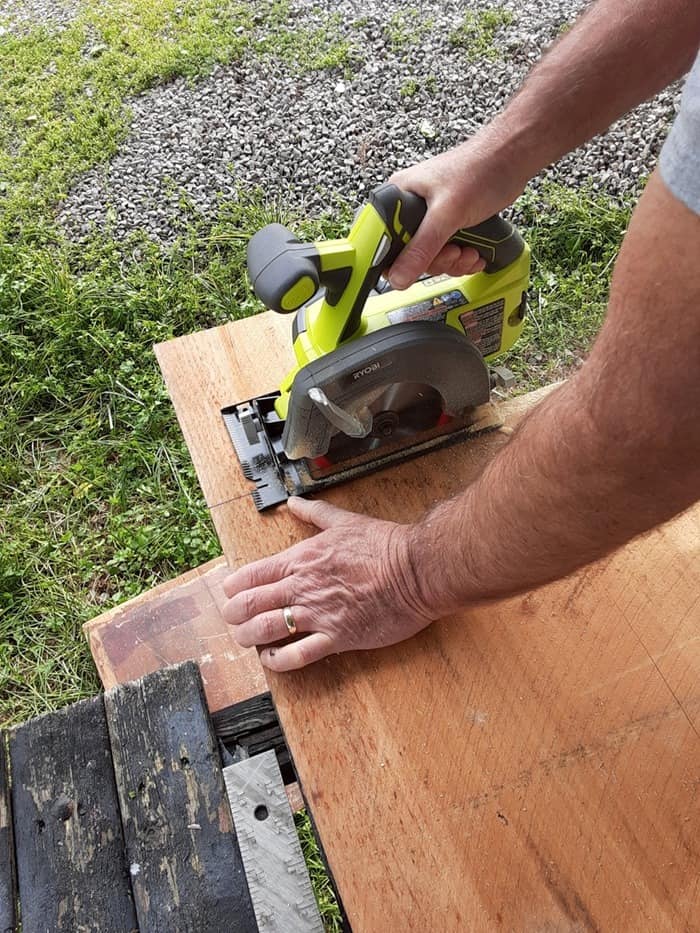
[0,0,634,926]
[449,8,515,59]
[295,811,344,931]
[256,6,362,75]
[386,9,434,51]
[505,184,632,384]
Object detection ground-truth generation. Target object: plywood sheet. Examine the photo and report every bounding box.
[84,557,266,712]
[156,314,700,931]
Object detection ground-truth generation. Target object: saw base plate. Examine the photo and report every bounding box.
[221,393,504,511]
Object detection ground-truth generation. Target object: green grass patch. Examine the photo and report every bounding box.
[385,9,434,51]
[399,74,437,99]
[0,192,349,725]
[295,810,343,931]
[504,183,632,385]
[255,5,362,75]
[449,8,515,60]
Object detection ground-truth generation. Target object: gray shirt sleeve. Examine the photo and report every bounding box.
[659,50,700,215]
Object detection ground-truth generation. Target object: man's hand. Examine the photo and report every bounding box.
[387,138,525,289]
[386,0,700,292]
[222,497,437,672]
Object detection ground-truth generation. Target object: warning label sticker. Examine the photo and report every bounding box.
[459,298,505,356]
[387,289,466,326]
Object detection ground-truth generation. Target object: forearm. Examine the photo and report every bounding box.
[407,380,672,609]
[478,0,700,186]
[405,170,700,612]
[387,0,700,289]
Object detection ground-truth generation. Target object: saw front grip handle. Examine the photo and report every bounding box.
[247,223,321,313]
[369,183,525,274]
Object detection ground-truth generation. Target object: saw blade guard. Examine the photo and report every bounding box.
[281,321,491,460]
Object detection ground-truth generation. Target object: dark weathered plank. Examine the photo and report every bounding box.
[0,733,16,933]
[10,697,138,933]
[211,692,292,782]
[104,660,257,933]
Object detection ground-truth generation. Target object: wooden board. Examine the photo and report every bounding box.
[156,314,700,931]
[85,557,266,713]
[0,734,15,933]
[10,697,138,933]
[104,661,257,933]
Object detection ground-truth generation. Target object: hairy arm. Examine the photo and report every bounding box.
[487,0,699,180]
[404,170,700,613]
[388,0,700,287]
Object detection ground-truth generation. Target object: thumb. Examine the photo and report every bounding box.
[287,495,352,530]
[387,210,454,289]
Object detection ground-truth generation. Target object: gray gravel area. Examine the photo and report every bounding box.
[0,0,80,35]
[56,0,680,242]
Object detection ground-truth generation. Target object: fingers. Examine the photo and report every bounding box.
[389,238,486,289]
[387,209,455,290]
[223,550,296,599]
[287,495,354,530]
[223,579,292,626]
[427,245,486,278]
[233,604,307,649]
[260,633,335,672]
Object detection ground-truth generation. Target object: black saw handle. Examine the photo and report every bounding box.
[370,183,525,275]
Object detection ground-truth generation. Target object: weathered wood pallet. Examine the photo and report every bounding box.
[0,734,16,932]
[11,696,138,932]
[104,662,257,933]
[4,662,304,933]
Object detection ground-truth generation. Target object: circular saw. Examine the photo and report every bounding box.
[222,184,530,510]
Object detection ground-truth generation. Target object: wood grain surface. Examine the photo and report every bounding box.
[156,313,700,931]
[84,557,266,712]
[10,697,138,933]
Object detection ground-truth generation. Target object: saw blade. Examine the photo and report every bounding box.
[323,381,444,464]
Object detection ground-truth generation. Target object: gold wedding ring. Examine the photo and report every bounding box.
[283,605,297,635]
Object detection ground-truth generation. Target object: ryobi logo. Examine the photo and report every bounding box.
[352,361,381,380]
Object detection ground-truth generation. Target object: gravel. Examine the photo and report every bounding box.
[0,0,81,35]
[50,0,681,243]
